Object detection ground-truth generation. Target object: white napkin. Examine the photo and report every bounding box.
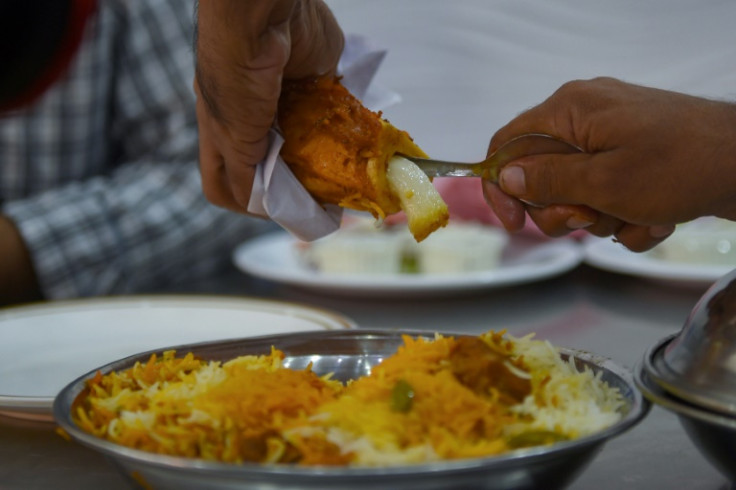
[247,35,401,242]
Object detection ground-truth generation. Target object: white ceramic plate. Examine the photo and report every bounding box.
[0,296,355,422]
[583,237,733,286]
[233,232,583,297]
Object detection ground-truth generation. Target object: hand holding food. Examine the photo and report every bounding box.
[278,76,449,241]
[194,0,344,213]
[483,77,736,252]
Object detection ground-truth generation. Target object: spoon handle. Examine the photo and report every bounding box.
[405,133,582,181]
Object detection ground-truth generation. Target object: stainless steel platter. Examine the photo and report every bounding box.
[54,329,649,490]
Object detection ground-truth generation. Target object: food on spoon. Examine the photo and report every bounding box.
[73,331,624,466]
[278,76,449,242]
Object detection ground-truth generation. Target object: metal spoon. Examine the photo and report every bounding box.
[402,133,582,181]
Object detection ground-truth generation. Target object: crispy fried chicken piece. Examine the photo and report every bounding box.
[278,76,448,242]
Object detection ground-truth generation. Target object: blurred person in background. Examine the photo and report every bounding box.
[193,1,736,256]
[0,0,272,306]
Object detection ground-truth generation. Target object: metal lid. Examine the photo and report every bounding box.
[644,269,736,416]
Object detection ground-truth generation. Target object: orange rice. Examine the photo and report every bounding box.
[73,331,624,466]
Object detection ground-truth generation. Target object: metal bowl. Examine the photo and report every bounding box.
[643,268,736,416]
[54,329,649,490]
[634,360,736,481]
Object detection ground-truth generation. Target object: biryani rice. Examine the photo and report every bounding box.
[73,331,624,466]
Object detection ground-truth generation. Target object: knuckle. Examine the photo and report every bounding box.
[524,156,559,203]
[554,79,589,99]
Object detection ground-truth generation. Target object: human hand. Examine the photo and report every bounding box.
[483,77,736,251]
[0,215,42,305]
[194,0,344,212]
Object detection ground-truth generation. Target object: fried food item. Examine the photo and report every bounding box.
[278,76,449,242]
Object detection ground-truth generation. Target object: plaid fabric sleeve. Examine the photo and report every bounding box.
[3,0,272,299]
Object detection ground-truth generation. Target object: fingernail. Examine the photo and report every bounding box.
[499,166,526,195]
[649,224,676,238]
[566,216,595,230]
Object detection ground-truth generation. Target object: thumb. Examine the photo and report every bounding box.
[497,153,592,206]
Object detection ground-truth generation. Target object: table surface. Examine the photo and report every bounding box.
[3,0,736,488]
[1,264,733,490]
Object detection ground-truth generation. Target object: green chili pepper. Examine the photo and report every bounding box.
[391,379,415,412]
[400,254,420,274]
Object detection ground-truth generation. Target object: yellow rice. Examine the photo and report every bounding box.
[73,331,624,466]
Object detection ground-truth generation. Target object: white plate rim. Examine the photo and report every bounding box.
[0,295,356,422]
[583,236,733,283]
[232,231,584,295]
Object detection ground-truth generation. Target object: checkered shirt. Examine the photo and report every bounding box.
[0,0,271,299]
